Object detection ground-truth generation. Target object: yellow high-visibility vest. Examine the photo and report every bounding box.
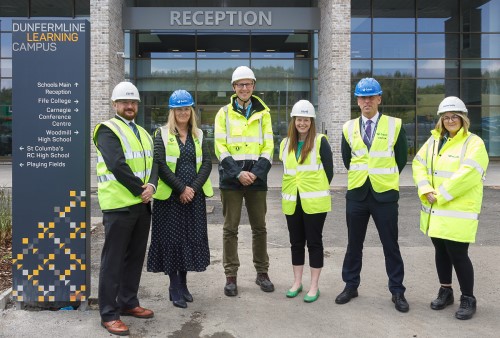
[279,134,331,215]
[93,117,154,210]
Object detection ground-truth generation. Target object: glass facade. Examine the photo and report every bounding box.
[352,0,500,157]
[0,0,90,159]
[126,29,317,160]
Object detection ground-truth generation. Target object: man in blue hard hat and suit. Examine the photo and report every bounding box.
[335,78,410,313]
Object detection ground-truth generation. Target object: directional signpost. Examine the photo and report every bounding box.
[11,20,90,306]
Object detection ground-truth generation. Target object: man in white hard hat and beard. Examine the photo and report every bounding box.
[93,81,158,336]
[214,66,275,297]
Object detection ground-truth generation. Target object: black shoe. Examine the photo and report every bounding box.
[455,295,476,320]
[169,287,187,308]
[255,273,275,292]
[431,287,454,310]
[224,276,238,297]
[392,292,410,313]
[180,285,193,302]
[335,287,358,304]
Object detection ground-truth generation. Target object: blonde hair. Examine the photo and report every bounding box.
[286,116,317,164]
[166,106,199,138]
[434,111,470,138]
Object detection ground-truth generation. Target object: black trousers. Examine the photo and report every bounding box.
[99,203,151,322]
[341,191,406,294]
[285,197,327,268]
[431,237,474,296]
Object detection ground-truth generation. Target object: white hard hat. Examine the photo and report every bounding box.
[290,100,316,119]
[231,66,256,84]
[437,96,467,115]
[111,81,141,102]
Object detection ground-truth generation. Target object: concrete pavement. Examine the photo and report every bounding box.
[1,162,500,337]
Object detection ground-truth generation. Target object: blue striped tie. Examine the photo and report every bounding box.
[363,120,373,148]
[130,122,141,141]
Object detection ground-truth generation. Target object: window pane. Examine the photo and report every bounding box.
[0,0,28,17]
[417,0,459,32]
[197,59,248,78]
[462,79,500,106]
[351,60,371,78]
[481,107,500,156]
[378,78,416,105]
[462,0,500,33]
[1,33,12,58]
[417,34,459,58]
[251,33,311,59]
[462,60,500,78]
[0,59,12,77]
[373,60,415,77]
[137,32,195,58]
[198,33,249,59]
[196,87,233,105]
[75,0,90,16]
[462,34,500,58]
[351,34,371,58]
[417,79,446,108]
[252,59,310,78]
[416,106,439,150]
[352,0,371,32]
[373,34,415,58]
[137,78,196,92]
[373,0,415,32]
[31,0,73,17]
[136,59,195,78]
[417,60,459,78]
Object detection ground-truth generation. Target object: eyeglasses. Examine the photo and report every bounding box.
[234,82,254,89]
[116,100,138,106]
[442,115,461,122]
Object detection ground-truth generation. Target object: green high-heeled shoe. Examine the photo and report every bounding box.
[285,284,303,298]
[304,289,320,303]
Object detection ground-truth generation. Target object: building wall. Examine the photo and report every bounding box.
[318,0,351,173]
[90,0,125,169]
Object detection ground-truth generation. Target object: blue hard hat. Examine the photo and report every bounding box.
[354,78,383,96]
[169,90,195,108]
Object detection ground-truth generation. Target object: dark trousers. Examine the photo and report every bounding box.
[431,237,474,296]
[285,197,326,268]
[341,192,405,294]
[99,203,151,322]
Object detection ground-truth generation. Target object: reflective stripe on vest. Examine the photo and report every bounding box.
[421,204,479,221]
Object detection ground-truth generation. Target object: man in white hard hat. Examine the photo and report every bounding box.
[214,66,275,297]
[93,81,158,336]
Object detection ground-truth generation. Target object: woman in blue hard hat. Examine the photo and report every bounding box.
[412,96,489,320]
[279,100,333,303]
[147,90,213,308]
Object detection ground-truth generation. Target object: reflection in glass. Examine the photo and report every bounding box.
[137,59,195,78]
[0,59,12,77]
[137,32,195,58]
[373,34,415,58]
[351,0,371,32]
[462,79,500,104]
[416,106,439,150]
[373,0,415,32]
[351,60,371,78]
[351,34,371,58]
[417,60,459,78]
[137,78,195,92]
[1,33,12,58]
[417,34,459,58]
[462,60,500,78]
[480,106,500,156]
[197,59,249,78]
[462,0,500,33]
[417,0,459,32]
[251,33,310,59]
[252,59,310,78]
[373,60,414,77]
[377,78,416,106]
[462,34,500,59]
[417,79,446,108]
[197,32,250,59]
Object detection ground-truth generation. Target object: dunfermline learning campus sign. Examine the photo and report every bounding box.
[11,20,90,305]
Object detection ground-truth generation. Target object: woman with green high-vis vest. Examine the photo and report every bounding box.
[147,90,213,309]
[279,100,333,303]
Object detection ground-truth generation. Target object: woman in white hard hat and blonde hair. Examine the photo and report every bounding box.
[279,100,333,303]
[412,96,489,320]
